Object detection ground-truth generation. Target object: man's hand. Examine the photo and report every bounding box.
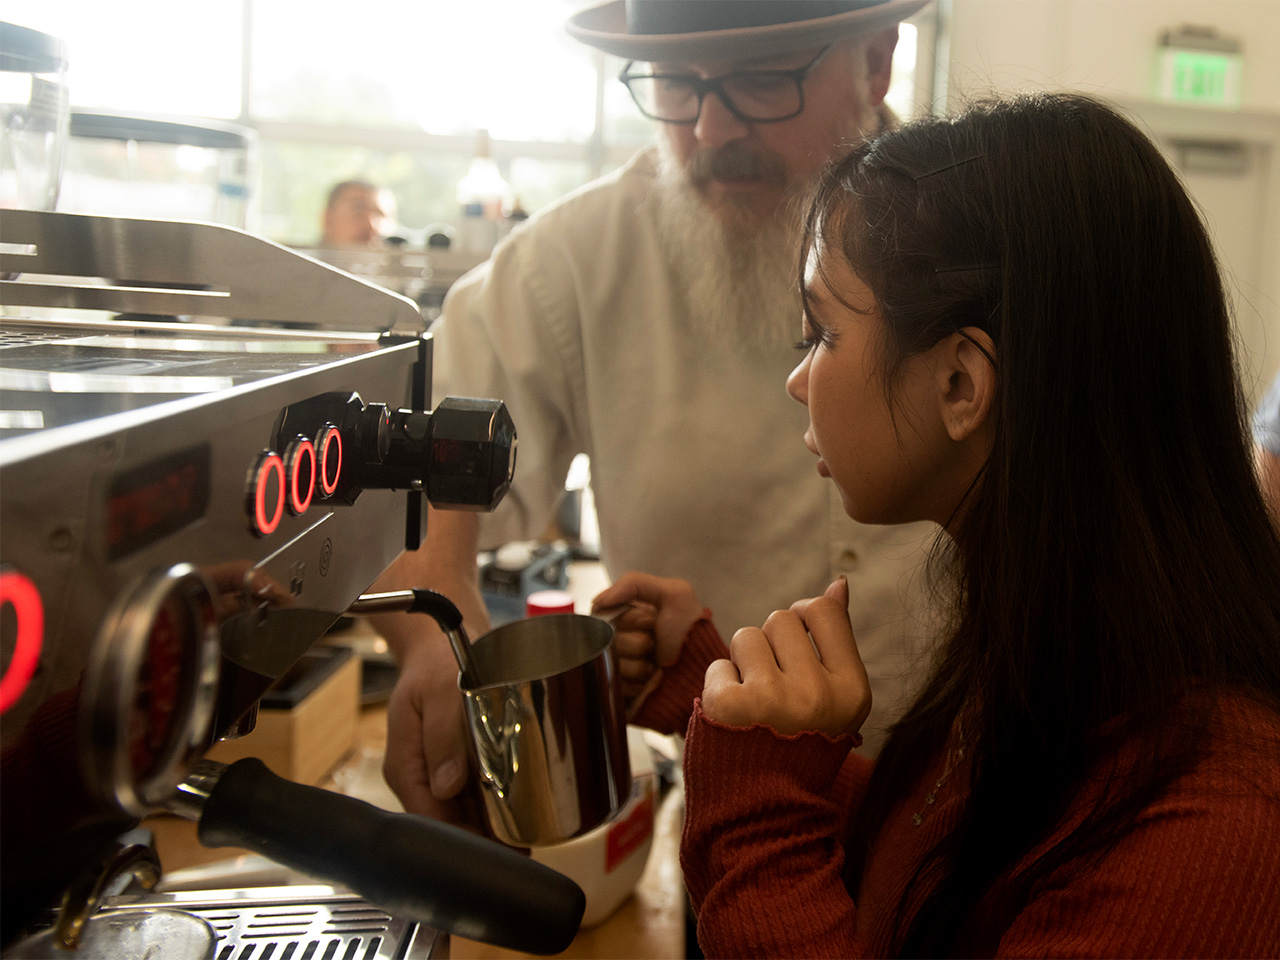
[382,626,482,823]
[701,576,870,738]
[369,507,489,825]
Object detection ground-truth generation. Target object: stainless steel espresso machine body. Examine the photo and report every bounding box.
[0,212,579,958]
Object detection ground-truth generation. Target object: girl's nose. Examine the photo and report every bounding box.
[786,352,811,405]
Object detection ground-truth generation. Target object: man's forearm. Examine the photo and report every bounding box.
[368,505,490,661]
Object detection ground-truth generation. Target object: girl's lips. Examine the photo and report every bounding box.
[803,436,826,475]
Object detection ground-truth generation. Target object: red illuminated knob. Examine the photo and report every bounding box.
[284,437,316,516]
[246,451,286,536]
[0,568,44,715]
[316,424,342,499]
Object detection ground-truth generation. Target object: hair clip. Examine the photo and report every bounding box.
[913,153,986,182]
[934,264,998,275]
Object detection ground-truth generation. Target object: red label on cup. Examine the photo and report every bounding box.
[605,786,655,873]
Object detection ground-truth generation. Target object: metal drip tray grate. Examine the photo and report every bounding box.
[94,886,445,959]
[0,327,89,348]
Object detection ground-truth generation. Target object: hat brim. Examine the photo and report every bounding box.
[566,0,931,63]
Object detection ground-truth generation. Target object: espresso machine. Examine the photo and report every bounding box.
[0,208,588,958]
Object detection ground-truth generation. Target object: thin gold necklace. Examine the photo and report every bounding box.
[911,719,965,827]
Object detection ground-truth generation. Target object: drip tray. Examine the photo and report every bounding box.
[44,886,444,960]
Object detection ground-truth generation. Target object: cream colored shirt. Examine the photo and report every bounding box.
[430,148,938,753]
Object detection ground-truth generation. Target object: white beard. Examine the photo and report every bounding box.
[651,143,805,350]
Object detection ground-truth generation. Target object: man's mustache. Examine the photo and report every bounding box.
[685,141,788,186]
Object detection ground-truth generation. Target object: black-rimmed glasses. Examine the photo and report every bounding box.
[619,45,832,125]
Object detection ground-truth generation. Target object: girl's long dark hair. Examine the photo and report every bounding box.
[801,93,1280,955]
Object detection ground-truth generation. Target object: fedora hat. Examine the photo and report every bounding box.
[566,0,930,63]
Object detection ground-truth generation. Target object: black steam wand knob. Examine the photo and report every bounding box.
[372,397,517,510]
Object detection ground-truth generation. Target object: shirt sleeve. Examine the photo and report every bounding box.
[681,706,872,959]
[429,228,588,548]
[1254,367,1280,455]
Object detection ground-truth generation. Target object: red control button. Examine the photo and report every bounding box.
[0,569,44,714]
[317,424,342,498]
[247,451,285,536]
[285,437,316,516]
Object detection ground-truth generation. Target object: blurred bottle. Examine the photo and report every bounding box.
[455,129,513,256]
[506,197,529,231]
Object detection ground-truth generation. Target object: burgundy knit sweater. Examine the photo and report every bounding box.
[633,620,1280,959]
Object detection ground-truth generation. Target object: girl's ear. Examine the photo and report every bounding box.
[935,328,997,443]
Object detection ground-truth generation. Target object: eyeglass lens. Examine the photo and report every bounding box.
[628,70,804,122]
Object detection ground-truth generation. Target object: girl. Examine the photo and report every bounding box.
[605,92,1280,957]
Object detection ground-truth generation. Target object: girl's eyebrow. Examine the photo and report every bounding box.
[802,282,828,306]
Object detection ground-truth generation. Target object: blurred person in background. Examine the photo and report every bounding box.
[320,179,398,248]
[370,0,938,823]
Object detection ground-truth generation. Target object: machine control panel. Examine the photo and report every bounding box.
[260,392,517,535]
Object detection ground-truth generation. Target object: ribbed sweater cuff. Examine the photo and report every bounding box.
[684,700,862,799]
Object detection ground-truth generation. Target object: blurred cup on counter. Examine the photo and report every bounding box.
[526,589,576,616]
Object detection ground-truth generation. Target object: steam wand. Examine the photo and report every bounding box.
[348,589,479,686]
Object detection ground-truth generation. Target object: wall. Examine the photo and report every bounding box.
[939,0,1280,405]
[942,0,1280,111]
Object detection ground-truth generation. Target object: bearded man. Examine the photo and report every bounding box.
[374,0,938,822]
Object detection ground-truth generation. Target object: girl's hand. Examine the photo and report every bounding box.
[592,572,706,708]
[607,602,660,701]
[701,576,870,738]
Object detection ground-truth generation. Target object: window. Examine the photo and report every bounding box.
[252,1,600,140]
[18,0,243,120]
[15,1,931,244]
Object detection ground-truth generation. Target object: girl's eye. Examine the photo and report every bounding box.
[795,326,833,353]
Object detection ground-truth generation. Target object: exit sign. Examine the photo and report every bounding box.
[1156,45,1242,109]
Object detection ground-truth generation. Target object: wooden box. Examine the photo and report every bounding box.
[207,645,360,785]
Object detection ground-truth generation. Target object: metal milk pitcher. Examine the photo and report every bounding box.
[460,613,631,847]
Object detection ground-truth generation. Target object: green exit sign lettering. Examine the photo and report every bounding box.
[1156,48,1242,109]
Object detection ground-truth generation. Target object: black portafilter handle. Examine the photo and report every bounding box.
[189,758,585,955]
